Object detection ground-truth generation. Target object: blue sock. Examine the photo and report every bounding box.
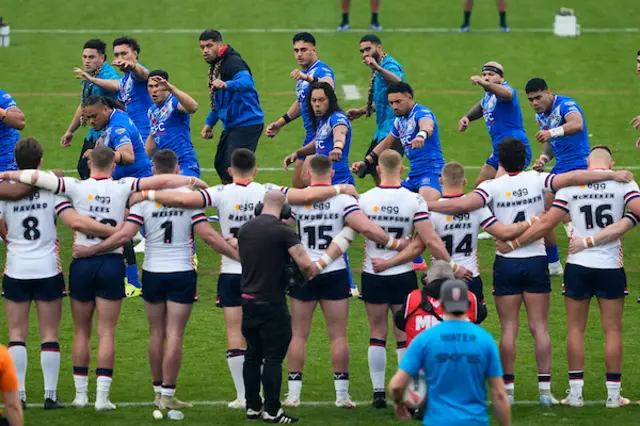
[343,252,356,290]
[413,255,424,264]
[546,245,560,263]
[126,264,141,289]
[192,240,197,256]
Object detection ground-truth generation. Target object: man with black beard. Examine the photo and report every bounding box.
[198,29,264,184]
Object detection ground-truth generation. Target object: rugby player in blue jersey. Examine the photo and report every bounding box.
[0,89,26,171]
[459,62,531,187]
[526,78,590,276]
[347,34,404,185]
[61,39,119,180]
[266,32,335,188]
[353,82,445,271]
[82,95,153,296]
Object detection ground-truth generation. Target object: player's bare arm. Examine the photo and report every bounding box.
[536,111,583,142]
[484,217,538,241]
[498,207,565,253]
[58,208,120,239]
[61,105,83,147]
[138,174,207,191]
[533,143,555,172]
[288,243,320,280]
[459,103,482,132]
[372,238,426,273]
[0,180,34,201]
[0,106,25,130]
[73,221,140,259]
[284,141,316,169]
[74,67,119,93]
[472,76,513,101]
[410,117,435,150]
[193,221,239,261]
[139,190,206,209]
[569,215,636,254]
[414,220,473,280]
[145,134,157,158]
[346,104,371,120]
[353,133,399,174]
[266,101,302,138]
[364,57,402,84]
[428,193,485,215]
[286,184,358,204]
[330,124,348,161]
[345,210,409,250]
[113,144,135,165]
[552,169,633,190]
[151,77,199,114]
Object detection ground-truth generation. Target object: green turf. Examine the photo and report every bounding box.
[1,0,640,424]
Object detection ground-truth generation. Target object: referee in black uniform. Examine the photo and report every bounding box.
[238,190,318,424]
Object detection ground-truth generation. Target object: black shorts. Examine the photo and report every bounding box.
[288,269,351,301]
[563,263,627,300]
[492,255,551,296]
[467,275,484,303]
[69,254,126,302]
[142,270,198,304]
[2,273,66,302]
[217,273,242,307]
[215,124,263,182]
[361,271,418,305]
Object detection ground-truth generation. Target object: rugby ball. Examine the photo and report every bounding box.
[403,371,427,409]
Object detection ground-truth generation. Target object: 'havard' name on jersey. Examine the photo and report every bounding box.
[0,188,72,279]
[359,186,430,276]
[291,193,360,274]
[128,187,207,273]
[474,171,555,259]
[430,196,497,277]
[552,177,640,269]
[198,182,286,274]
[55,176,140,254]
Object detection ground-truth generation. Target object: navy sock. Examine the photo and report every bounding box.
[463,11,472,26]
[546,245,560,263]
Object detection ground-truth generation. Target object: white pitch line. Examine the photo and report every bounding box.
[342,85,362,101]
[10,27,640,35]
[9,399,610,408]
[57,165,640,174]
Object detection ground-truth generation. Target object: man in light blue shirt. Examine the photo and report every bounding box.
[388,280,511,426]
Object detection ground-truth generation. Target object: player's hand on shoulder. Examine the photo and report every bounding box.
[128,192,146,206]
[51,169,65,178]
[535,130,551,142]
[630,115,640,130]
[73,245,93,259]
[458,116,470,132]
[190,178,208,189]
[613,170,634,183]
[340,184,359,198]
[201,125,214,140]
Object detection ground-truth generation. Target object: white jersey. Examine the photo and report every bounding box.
[128,187,206,273]
[55,176,139,255]
[359,186,430,276]
[553,177,640,269]
[430,196,497,277]
[291,193,360,274]
[0,187,71,279]
[200,181,284,274]
[475,171,555,259]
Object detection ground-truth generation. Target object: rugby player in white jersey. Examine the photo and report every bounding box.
[133,148,360,409]
[426,137,633,407]
[371,161,536,304]
[496,145,640,408]
[282,155,410,409]
[3,146,209,411]
[73,149,238,409]
[0,138,119,410]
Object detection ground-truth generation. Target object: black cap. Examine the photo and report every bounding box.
[440,279,469,314]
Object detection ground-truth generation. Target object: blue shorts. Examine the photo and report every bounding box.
[179,161,201,178]
[142,270,197,304]
[401,173,442,194]
[69,254,126,301]
[298,132,316,161]
[486,148,532,170]
[217,273,242,307]
[2,273,66,302]
[492,255,551,296]
[361,271,418,305]
[563,263,627,300]
[551,161,588,175]
[332,172,355,185]
[467,275,484,303]
[289,269,351,301]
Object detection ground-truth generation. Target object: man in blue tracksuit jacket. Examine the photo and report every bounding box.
[199,29,264,184]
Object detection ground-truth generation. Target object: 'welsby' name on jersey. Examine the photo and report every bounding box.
[152,210,185,218]
[496,194,543,208]
[13,202,48,212]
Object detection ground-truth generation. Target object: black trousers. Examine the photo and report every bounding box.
[241,300,291,415]
[214,124,263,183]
[77,134,98,180]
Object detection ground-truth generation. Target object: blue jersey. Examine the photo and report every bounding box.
[0,90,20,170]
[296,60,335,143]
[373,56,404,141]
[101,109,153,179]
[400,320,503,426]
[82,63,120,141]
[535,95,590,170]
[314,111,353,184]
[390,103,445,178]
[118,66,153,140]
[481,82,530,150]
[148,94,200,177]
